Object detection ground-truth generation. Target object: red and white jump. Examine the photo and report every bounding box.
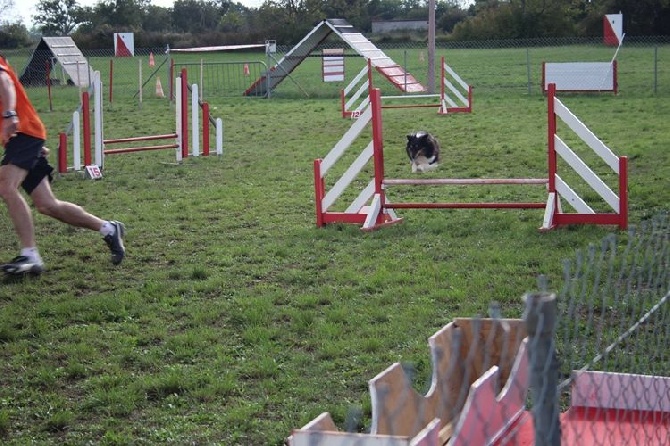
[57,68,223,174]
[315,83,628,231]
[341,57,473,118]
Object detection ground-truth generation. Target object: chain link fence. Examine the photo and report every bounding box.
[289,211,669,445]
[1,36,669,103]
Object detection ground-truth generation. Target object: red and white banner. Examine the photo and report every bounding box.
[603,13,623,46]
[114,33,134,57]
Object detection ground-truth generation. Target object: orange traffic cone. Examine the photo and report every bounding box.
[155,77,165,98]
[243,63,250,76]
[149,52,155,67]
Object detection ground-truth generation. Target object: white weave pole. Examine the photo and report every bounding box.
[216,118,223,156]
[93,71,103,168]
[191,83,200,157]
[73,110,81,171]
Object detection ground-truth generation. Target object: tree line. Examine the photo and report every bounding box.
[1,0,669,49]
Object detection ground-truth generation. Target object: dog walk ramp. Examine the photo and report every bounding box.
[244,18,425,97]
[328,18,426,93]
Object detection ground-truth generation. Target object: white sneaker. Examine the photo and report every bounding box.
[2,256,44,275]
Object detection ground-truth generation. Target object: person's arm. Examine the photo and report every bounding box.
[0,69,19,144]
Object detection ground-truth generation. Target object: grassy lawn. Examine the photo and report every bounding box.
[0,43,668,445]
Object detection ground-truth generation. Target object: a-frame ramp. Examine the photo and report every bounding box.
[244,18,426,97]
[20,37,94,87]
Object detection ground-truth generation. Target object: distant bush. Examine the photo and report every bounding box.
[0,22,33,49]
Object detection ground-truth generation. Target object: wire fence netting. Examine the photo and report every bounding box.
[1,35,669,102]
[289,212,669,446]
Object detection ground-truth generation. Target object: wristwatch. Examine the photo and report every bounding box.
[2,110,17,119]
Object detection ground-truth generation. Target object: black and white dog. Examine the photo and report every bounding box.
[406,131,440,173]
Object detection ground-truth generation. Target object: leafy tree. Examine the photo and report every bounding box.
[89,0,149,30]
[18,0,670,49]
[143,5,173,33]
[217,2,257,33]
[0,22,31,48]
[172,0,224,33]
[606,0,670,35]
[33,0,83,35]
[451,0,580,39]
[436,1,469,33]
[368,0,405,20]
[69,5,95,33]
[252,0,310,43]
[452,4,519,39]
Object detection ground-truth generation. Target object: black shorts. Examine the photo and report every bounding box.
[2,133,54,194]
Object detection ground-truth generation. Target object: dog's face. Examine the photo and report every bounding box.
[406,132,440,163]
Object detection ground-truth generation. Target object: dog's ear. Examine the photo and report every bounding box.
[407,134,413,141]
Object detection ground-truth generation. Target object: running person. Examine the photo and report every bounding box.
[0,53,125,274]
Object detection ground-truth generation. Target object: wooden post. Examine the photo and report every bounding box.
[109,59,113,103]
[46,60,52,112]
[524,292,561,446]
[428,0,435,93]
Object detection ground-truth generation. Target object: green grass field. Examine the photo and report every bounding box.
[0,43,668,445]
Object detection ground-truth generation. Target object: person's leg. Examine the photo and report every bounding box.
[0,135,46,273]
[0,163,44,273]
[30,178,104,230]
[0,163,35,248]
[29,175,126,265]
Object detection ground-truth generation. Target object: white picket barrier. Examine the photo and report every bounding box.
[340,57,473,118]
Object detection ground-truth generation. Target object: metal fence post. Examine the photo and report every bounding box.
[654,44,658,94]
[524,291,561,446]
[526,47,532,95]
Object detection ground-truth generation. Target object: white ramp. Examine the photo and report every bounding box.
[244,18,425,97]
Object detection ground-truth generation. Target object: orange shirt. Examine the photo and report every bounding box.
[0,57,47,141]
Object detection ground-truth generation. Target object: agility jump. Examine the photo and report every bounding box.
[315,83,627,231]
[57,68,223,173]
[340,56,473,118]
[542,61,618,94]
[542,17,622,95]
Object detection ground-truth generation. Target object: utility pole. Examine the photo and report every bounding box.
[428,0,436,93]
